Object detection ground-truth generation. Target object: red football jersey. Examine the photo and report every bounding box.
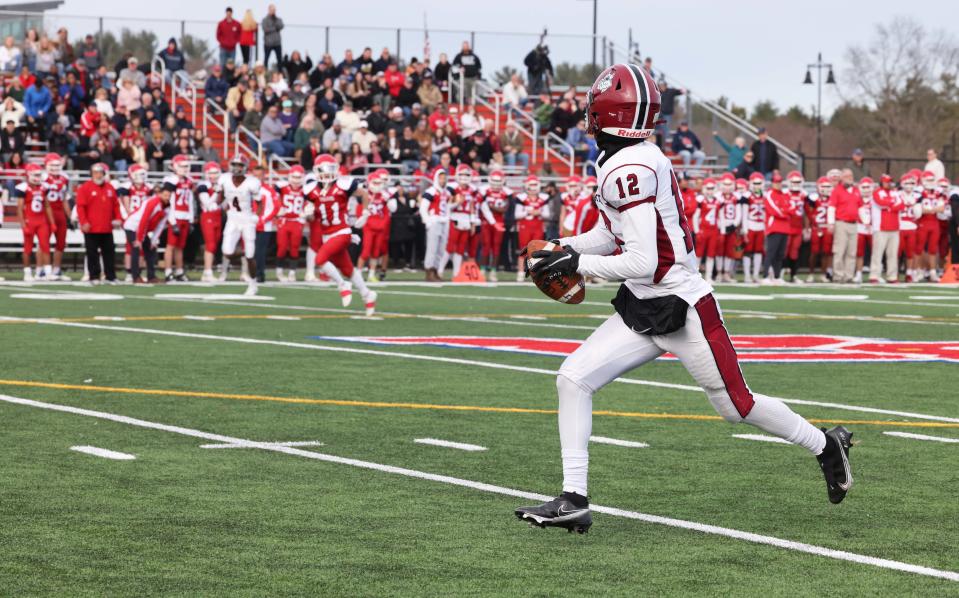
[14,182,48,221]
[482,186,511,224]
[277,182,308,222]
[43,173,70,211]
[307,177,359,236]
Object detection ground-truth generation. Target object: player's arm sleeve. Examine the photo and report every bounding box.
[418,193,432,222]
[480,200,495,225]
[514,202,526,220]
[136,202,153,242]
[576,203,658,280]
[75,187,89,226]
[573,166,659,278]
[558,223,617,256]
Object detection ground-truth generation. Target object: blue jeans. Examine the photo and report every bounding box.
[401,159,419,174]
[219,48,235,67]
[504,151,529,169]
[265,139,294,157]
[679,149,705,168]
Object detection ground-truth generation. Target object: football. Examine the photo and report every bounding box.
[524,240,587,304]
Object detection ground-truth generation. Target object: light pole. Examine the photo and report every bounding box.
[576,0,598,76]
[803,52,835,177]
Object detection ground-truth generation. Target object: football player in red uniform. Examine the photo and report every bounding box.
[478,170,510,281]
[516,64,851,532]
[271,165,309,281]
[163,154,195,281]
[783,171,807,283]
[917,170,944,281]
[514,175,550,282]
[853,177,875,284]
[42,153,71,280]
[571,176,599,235]
[419,168,455,282]
[123,182,174,283]
[742,172,766,283]
[195,162,223,282]
[559,175,583,237]
[116,163,155,282]
[898,173,921,282]
[15,163,54,281]
[716,173,741,282]
[306,154,377,315]
[805,176,833,282]
[761,173,795,284]
[695,177,721,282]
[356,169,397,282]
[443,164,479,278]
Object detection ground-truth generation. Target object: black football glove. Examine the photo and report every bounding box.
[529,245,580,277]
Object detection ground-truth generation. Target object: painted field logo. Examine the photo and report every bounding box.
[313,335,959,364]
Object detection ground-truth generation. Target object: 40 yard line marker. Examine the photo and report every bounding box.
[1,393,956,584]
[10,316,959,426]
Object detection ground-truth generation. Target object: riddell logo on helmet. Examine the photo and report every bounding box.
[615,129,652,138]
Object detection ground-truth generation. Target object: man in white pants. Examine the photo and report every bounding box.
[515,64,854,534]
[216,155,262,296]
[419,169,454,281]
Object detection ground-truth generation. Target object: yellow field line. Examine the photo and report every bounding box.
[0,378,956,429]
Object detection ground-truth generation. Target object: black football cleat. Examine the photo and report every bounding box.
[816,426,854,504]
[515,492,592,533]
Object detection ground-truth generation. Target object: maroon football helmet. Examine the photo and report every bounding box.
[585,63,661,140]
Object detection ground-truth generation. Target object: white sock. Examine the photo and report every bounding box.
[350,269,371,298]
[165,267,173,276]
[175,268,183,276]
[451,253,463,277]
[705,257,715,280]
[752,254,761,279]
[744,394,826,454]
[306,248,316,275]
[203,268,213,277]
[23,267,31,275]
[437,251,450,277]
[43,264,52,276]
[320,262,345,285]
[558,374,592,496]
[742,255,751,277]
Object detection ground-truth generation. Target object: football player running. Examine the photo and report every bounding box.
[515,64,853,534]
[216,155,262,295]
[306,153,377,315]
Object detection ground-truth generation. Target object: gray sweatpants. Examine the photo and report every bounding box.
[832,222,858,282]
[870,230,899,282]
[424,221,449,270]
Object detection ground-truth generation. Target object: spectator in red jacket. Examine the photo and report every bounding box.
[76,163,122,282]
[760,173,795,283]
[384,63,405,98]
[827,168,864,283]
[216,7,242,68]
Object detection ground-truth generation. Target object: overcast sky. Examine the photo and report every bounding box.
[45,0,959,119]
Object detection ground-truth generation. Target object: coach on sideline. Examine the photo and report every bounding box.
[827,168,863,283]
[76,162,122,283]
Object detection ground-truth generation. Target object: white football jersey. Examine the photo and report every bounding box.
[561,141,711,305]
[216,173,262,218]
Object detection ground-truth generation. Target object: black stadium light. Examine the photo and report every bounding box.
[803,69,813,85]
[826,68,836,85]
[804,52,835,177]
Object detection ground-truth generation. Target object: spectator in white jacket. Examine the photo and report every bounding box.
[0,96,25,125]
[333,101,362,133]
[501,73,529,111]
[351,120,377,154]
[0,36,21,72]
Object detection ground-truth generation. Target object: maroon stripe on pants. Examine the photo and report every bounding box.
[694,294,755,418]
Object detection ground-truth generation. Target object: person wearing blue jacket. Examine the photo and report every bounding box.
[713,131,747,170]
[158,38,186,82]
[24,78,52,137]
[670,120,705,171]
[204,64,229,108]
[58,71,85,120]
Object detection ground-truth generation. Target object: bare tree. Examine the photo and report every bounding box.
[840,17,959,158]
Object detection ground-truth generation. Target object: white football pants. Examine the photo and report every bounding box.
[424,221,449,270]
[556,293,826,496]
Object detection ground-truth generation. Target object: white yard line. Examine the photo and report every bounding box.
[69,445,136,460]
[12,317,959,424]
[589,436,649,448]
[723,308,959,327]
[883,432,959,444]
[414,438,488,451]
[200,440,324,449]
[732,434,791,445]
[1,393,956,583]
